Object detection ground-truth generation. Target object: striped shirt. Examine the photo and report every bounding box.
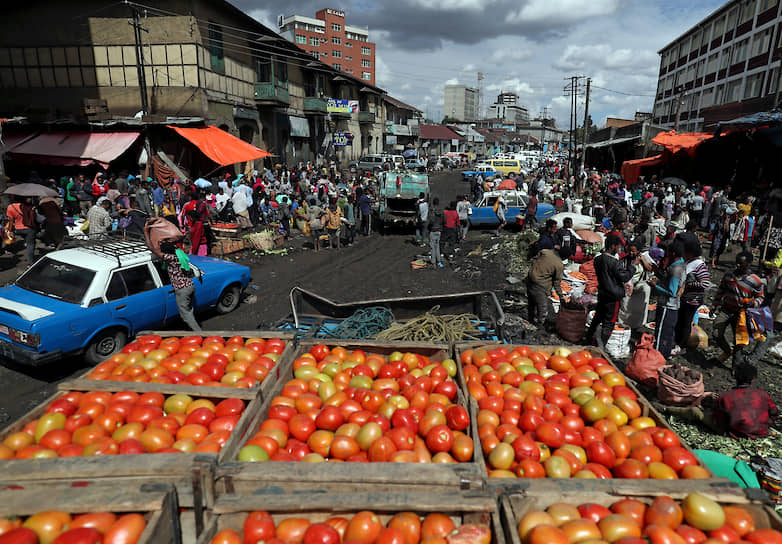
[714,272,764,313]
[682,259,711,306]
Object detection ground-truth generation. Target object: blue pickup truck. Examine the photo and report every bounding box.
[469,190,555,227]
[0,239,251,365]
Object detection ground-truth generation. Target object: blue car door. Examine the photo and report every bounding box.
[105,263,165,333]
[152,259,181,323]
[505,194,523,222]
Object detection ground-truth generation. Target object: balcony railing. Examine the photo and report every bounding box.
[358,111,375,123]
[254,82,290,105]
[303,97,328,114]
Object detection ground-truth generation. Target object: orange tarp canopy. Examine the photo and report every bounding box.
[652,130,714,155]
[620,154,664,184]
[168,125,271,166]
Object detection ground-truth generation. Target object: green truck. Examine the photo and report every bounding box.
[375,169,430,231]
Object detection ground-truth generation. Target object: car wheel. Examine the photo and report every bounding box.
[85,328,127,364]
[216,284,241,314]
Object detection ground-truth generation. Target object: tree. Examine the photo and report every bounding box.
[441,116,460,124]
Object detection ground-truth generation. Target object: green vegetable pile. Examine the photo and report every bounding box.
[665,414,782,459]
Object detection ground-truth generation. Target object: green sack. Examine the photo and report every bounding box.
[694,449,760,488]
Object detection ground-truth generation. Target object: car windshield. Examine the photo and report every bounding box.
[16,257,96,304]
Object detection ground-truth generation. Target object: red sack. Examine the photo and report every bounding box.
[624,333,666,386]
[145,217,184,252]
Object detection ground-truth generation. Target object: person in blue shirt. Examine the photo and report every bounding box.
[151,182,165,216]
[648,242,686,359]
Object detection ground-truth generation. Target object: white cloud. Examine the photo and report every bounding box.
[445,77,461,85]
[247,8,276,29]
[489,48,533,65]
[408,0,498,10]
[507,0,620,24]
[375,55,393,86]
[554,44,658,74]
[486,78,537,97]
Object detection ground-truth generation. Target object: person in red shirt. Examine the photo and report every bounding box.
[715,362,778,439]
[443,201,460,260]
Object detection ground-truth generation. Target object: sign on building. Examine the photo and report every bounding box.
[327,99,359,114]
[333,132,353,146]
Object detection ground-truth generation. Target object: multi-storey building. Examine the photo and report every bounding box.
[653,0,782,132]
[444,84,479,122]
[279,8,376,85]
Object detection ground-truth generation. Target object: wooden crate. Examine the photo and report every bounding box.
[0,481,181,544]
[500,484,782,544]
[61,331,296,405]
[454,343,726,491]
[0,387,262,508]
[211,238,247,256]
[196,490,504,544]
[216,340,486,494]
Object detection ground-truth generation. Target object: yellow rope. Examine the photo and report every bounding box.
[374,306,482,344]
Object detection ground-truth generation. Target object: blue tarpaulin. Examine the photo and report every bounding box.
[717,110,782,132]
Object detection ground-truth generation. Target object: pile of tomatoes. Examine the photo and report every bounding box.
[86,335,287,389]
[0,390,246,459]
[517,493,782,544]
[0,511,146,544]
[236,345,474,463]
[209,510,491,544]
[463,346,707,479]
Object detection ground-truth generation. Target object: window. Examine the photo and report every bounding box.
[770,68,781,94]
[362,71,371,80]
[106,265,156,301]
[275,58,288,84]
[753,28,772,56]
[345,56,352,61]
[701,87,714,107]
[726,8,737,31]
[295,34,307,44]
[311,51,319,59]
[255,56,271,82]
[738,0,755,25]
[332,50,341,58]
[686,64,696,83]
[760,0,779,12]
[361,59,371,68]
[721,48,731,69]
[332,37,341,45]
[207,22,224,74]
[732,38,749,63]
[331,23,342,31]
[707,52,719,73]
[345,41,353,48]
[715,83,725,103]
[726,78,743,102]
[744,72,764,98]
[17,258,96,305]
[152,261,170,286]
[309,37,319,46]
[361,46,371,56]
[713,16,725,37]
[333,63,341,70]
[345,69,353,73]
[690,31,701,53]
[690,92,700,111]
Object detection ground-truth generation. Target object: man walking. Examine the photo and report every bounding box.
[87,198,113,236]
[523,193,538,231]
[428,197,444,269]
[145,235,201,331]
[586,235,634,346]
[526,247,564,328]
[415,192,429,246]
[456,194,472,241]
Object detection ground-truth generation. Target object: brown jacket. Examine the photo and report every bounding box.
[527,249,564,295]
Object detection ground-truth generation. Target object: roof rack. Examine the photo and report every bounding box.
[73,235,151,267]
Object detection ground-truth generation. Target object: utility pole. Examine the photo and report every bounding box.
[564,76,582,178]
[580,77,591,184]
[129,4,150,116]
[673,87,686,132]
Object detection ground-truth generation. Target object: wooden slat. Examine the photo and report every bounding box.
[454,342,725,491]
[216,340,484,492]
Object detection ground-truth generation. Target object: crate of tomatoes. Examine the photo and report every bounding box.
[196,490,503,544]
[0,481,180,544]
[454,343,723,491]
[215,340,484,494]
[61,331,294,402]
[502,484,782,544]
[0,386,261,509]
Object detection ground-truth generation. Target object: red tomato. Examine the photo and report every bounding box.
[511,434,540,462]
[662,447,699,473]
[745,529,782,544]
[70,512,117,533]
[645,496,684,529]
[535,422,565,449]
[577,503,612,523]
[425,425,454,453]
[276,519,311,544]
[45,399,78,417]
[375,527,407,544]
[445,406,469,431]
[215,398,244,418]
[0,528,38,544]
[707,525,740,543]
[345,512,383,544]
[585,441,616,468]
[52,527,102,544]
[674,524,707,544]
[303,523,341,544]
[210,529,243,544]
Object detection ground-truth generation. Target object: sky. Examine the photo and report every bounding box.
[236,0,727,129]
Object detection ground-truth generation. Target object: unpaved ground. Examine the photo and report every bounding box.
[0,171,780,432]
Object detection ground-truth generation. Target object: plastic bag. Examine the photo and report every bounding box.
[688,324,709,349]
[657,364,705,406]
[145,217,184,251]
[605,325,631,358]
[624,333,666,386]
[557,303,588,343]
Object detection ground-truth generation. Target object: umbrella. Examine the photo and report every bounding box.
[497,179,517,190]
[194,178,212,189]
[402,149,417,158]
[4,183,59,197]
[661,177,687,187]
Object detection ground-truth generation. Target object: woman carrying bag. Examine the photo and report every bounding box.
[6,197,37,266]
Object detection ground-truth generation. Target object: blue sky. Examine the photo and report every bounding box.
[239,0,727,127]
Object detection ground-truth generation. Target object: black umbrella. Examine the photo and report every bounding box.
[4,183,59,197]
[660,177,687,187]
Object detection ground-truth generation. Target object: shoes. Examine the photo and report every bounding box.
[670,345,683,356]
[438,263,444,268]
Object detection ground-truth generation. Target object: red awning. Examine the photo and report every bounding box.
[652,130,714,155]
[169,125,271,166]
[620,154,664,184]
[0,132,37,154]
[8,131,140,167]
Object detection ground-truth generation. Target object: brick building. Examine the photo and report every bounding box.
[279,8,376,85]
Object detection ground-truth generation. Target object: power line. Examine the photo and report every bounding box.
[591,85,656,97]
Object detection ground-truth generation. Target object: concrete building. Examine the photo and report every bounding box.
[444,84,479,122]
[383,95,422,153]
[496,91,519,104]
[279,8,376,85]
[488,103,529,124]
[0,0,387,168]
[652,0,782,132]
